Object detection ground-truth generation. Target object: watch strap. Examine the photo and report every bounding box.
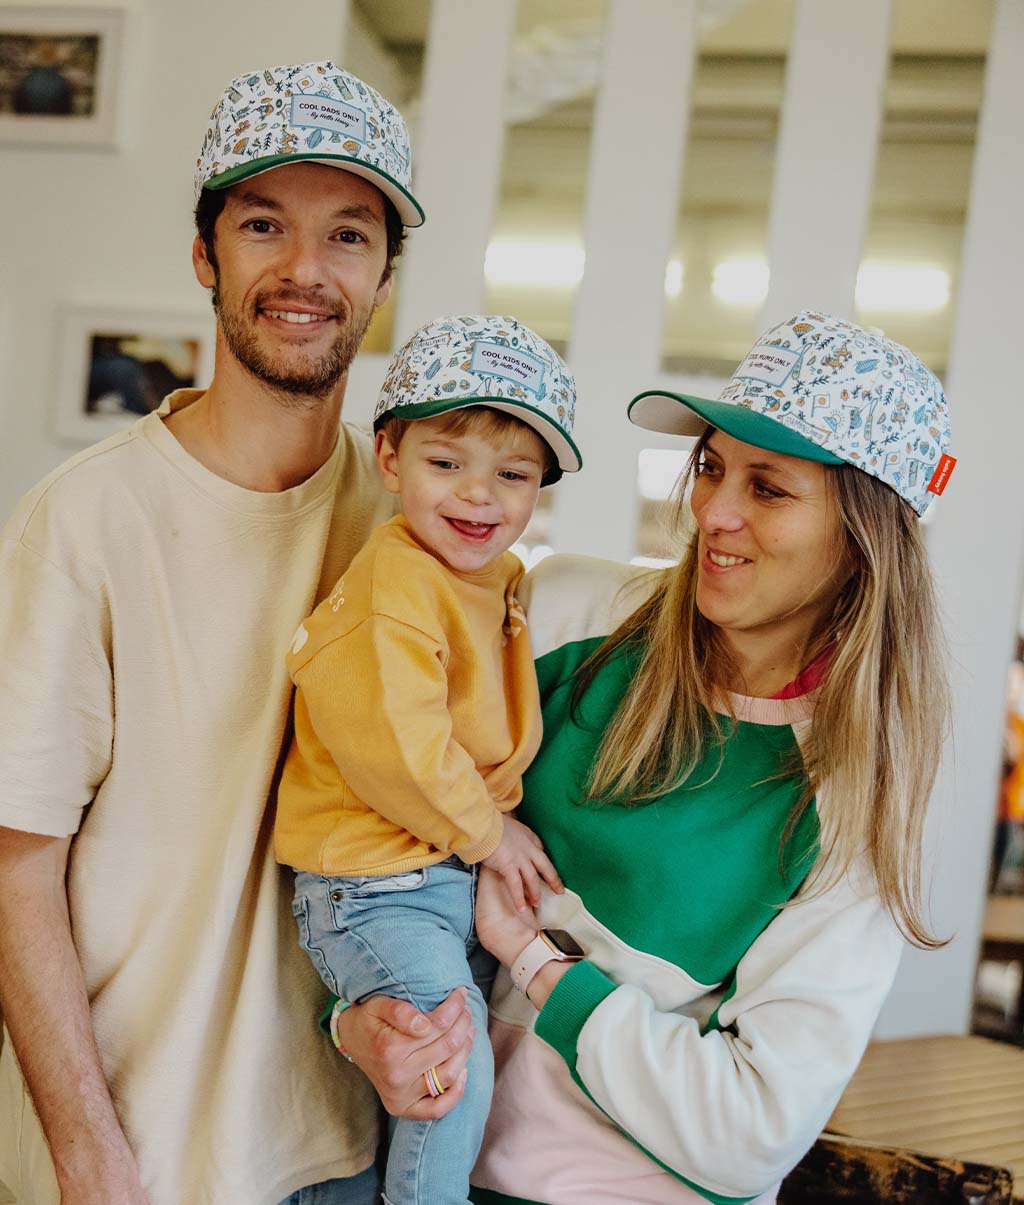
[511,931,579,994]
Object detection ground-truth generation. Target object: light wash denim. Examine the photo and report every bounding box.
[276,1165,380,1205]
[292,857,496,1205]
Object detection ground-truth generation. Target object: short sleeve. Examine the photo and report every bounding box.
[0,537,113,836]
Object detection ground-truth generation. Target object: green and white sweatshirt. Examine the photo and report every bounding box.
[469,555,903,1205]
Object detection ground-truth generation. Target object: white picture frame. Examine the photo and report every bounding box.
[0,3,126,147]
[54,303,215,443]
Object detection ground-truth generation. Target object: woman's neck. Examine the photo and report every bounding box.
[718,625,827,698]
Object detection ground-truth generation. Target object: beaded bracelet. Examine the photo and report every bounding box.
[328,998,355,1063]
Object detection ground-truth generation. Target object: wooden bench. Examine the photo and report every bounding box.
[818,1035,1024,1202]
[780,1133,1013,1202]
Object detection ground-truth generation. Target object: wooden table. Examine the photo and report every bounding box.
[828,1035,1024,1201]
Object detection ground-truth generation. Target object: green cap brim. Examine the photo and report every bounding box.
[377,395,582,487]
[628,390,844,465]
[203,153,425,227]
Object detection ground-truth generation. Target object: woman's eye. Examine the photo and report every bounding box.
[754,481,786,500]
[697,460,721,478]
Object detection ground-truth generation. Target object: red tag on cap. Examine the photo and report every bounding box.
[927,453,956,496]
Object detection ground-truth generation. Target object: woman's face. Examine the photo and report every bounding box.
[689,429,847,658]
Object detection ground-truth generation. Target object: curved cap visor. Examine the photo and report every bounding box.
[384,395,582,484]
[628,390,844,465]
[203,154,425,227]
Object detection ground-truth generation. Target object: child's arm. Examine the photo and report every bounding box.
[482,813,562,911]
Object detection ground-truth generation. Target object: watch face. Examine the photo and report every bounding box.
[542,928,584,958]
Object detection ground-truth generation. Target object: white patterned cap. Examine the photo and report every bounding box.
[629,310,953,516]
[375,316,581,486]
[195,61,423,226]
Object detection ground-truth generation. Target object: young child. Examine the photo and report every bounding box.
[275,315,581,1205]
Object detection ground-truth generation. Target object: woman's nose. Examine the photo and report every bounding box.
[695,483,745,533]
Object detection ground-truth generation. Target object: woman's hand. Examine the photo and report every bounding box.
[335,989,474,1119]
[474,865,539,968]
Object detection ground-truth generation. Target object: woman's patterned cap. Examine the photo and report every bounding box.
[628,310,953,515]
[374,315,581,486]
[194,61,424,226]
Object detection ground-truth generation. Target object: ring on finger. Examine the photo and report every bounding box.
[424,1066,445,1098]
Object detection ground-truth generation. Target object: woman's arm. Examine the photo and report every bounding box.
[477,861,902,1202]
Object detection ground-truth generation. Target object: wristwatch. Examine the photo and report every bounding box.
[511,928,585,995]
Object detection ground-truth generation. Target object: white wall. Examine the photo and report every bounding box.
[2,0,1020,1041]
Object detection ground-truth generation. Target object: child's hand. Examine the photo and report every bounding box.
[481,814,563,912]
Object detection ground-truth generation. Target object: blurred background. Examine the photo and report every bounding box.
[0,0,1021,1056]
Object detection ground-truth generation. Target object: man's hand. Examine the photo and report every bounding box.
[335,988,474,1119]
[481,814,562,912]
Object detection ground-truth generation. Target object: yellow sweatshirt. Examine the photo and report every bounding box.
[275,516,542,876]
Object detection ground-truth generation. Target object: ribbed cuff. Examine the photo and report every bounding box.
[455,808,505,864]
[534,959,617,1068]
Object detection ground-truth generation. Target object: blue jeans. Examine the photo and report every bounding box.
[293,859,496,1205]
[277,1165,380,1204]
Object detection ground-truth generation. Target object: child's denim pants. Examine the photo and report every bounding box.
[293,857,496,1205]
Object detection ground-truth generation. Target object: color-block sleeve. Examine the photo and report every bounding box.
[534,862,903,1203]
[293,614,504,862]
[0,538,113,837]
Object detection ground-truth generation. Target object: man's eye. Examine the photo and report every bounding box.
[245,219,274,234]
[335,229,366,244]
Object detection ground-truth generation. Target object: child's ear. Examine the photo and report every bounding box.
[375,430,401,494]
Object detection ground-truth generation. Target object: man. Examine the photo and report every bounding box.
[0,62,469,1205]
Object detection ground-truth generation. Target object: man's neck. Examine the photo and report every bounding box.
[164,355,346,493]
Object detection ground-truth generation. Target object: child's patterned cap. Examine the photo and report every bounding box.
[628,310,953,515]
[374,316,581,486]
[194,61,424,226]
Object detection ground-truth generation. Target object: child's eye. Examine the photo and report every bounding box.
[428,458,458,471]
[498,470,530,483]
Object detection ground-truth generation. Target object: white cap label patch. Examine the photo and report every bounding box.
[290,94,367,141]
[734,346,800,387]
[470,341,545,396]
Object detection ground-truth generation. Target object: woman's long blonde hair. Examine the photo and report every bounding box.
[576,432,949,947]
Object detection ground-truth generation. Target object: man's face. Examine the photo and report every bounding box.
[192,162,393,399]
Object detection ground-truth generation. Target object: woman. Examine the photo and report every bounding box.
[462,309,953,1204]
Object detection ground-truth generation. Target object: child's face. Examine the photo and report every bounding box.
[375,414,546,572]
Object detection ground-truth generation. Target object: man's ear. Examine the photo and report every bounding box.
[375,429,401,494]
[374,271,394,309]
[192,234,216,290]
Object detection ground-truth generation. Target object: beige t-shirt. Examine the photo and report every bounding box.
[0,390,393,1205]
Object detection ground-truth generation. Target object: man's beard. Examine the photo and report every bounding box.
[212,279,374,401]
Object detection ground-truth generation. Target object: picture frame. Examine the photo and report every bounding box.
[54,304,215,443]
[0,3,125,147]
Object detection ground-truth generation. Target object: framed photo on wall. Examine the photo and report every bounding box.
[54,304,215,443]
[0,3,125,146]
